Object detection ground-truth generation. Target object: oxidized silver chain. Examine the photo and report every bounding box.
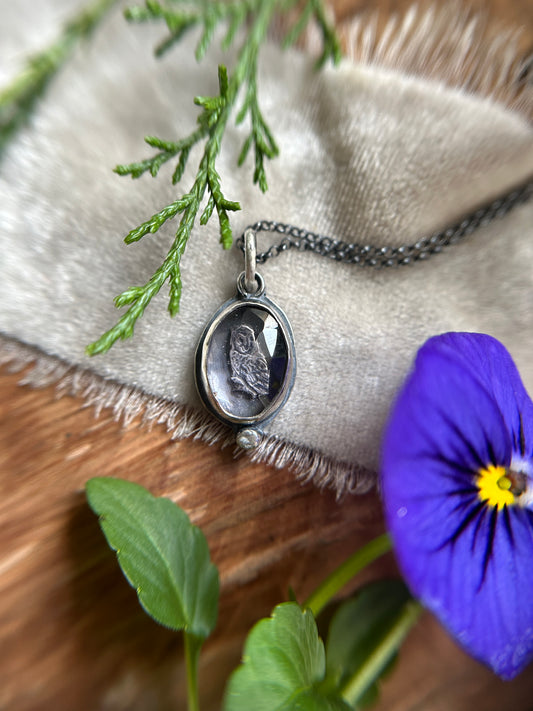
[237,177,533,268]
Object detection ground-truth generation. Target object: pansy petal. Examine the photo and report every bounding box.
[382,340,511,553]
[478,508,533,677]
[392,504,533,679]
[383,336,512,480]
[381,332,533,678]
[419,333,533,462]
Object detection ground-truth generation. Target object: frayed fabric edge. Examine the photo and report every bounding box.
[303,1,532,117]
[0,334,376,497]
[6,3,524,498]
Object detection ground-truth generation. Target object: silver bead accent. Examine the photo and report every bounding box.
[236,428,262,450]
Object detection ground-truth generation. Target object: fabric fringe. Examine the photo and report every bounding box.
[304,1,533,117]
[0,335,374,497]
[3,3,529,496]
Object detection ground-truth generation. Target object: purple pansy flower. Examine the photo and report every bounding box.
[381,332,533,679]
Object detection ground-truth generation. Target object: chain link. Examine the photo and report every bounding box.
[237,178,533,268]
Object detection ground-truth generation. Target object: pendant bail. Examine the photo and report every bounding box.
[244,228,257,293]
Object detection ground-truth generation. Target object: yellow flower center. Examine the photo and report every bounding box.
[476,465,528,509]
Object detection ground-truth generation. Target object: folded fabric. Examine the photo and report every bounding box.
[1,1,532,494]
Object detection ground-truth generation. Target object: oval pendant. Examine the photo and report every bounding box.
[195,276,296,448]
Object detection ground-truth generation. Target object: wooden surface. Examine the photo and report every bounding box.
[2,1,533,709]
[3,371,533,711]
[332,0,533,56]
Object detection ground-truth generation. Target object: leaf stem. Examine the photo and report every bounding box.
[184,632,202,711]
[339,600,422,706]
[304,534,392,618]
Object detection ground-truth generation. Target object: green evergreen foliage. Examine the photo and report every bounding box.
[87,0,341,355]
[0,0,119,157]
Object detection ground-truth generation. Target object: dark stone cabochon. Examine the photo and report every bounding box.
[205,304,289,420]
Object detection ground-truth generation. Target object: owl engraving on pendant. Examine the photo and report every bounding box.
[229,324,269,399]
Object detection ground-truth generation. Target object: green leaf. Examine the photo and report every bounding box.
[220,198,241,212]
[218,64,229,97]
[282,2,313,49]
[168,265,182,316]
[195,14,217,60]
[238,133,253,166]
[326,580,416,706]
[86,477,219,639]
[217,207,233,249]
[172,146,190,185]
[224,602,351,711]
[200,195,215,225]
[113,286,143,308]
[194,95,222,111]
[222,7,246,49]
[144,135,180,151]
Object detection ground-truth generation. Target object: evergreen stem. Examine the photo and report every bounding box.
[87,0,280,354]
[304,534,393,618]
[86,0,342,354]
[207,0,279,154]
[0,0,118,136]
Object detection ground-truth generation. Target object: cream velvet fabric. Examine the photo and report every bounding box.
[1,1,532,492]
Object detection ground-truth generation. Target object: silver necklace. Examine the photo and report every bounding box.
[195,177,533,449]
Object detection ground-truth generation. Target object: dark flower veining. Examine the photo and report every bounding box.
[381,332,533,679]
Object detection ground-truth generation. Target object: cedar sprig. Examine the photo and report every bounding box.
[125,0,255,59]
[0,0,119,158]
[235,53,278,193]
[285,0,342,68]
[87,0,341,355]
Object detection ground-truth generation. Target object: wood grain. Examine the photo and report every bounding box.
[2,366,533,711]
[0,367,387,711]
[3,365,533,711]
[2,0,533,709]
